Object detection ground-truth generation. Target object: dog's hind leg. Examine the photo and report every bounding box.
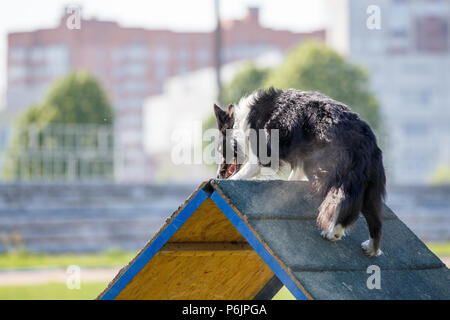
[361,184,384,257]
[321,223,346,241]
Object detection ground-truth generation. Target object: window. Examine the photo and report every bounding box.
[10,47,27,61]
[195,48,211,66]
[111,44,149,62]
[176,48,189,62]
[127,44,148,60]
[30,47,45,61]
[8,66,27,81]
[45,45,69,63]
[154,47,169,62]
[45,45,69,77]
[415,16,448,52]
[112,63,147,77]
[155,65,168,79]
[390,0,409,37]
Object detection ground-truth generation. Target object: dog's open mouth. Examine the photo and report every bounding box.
[225,159,239,178]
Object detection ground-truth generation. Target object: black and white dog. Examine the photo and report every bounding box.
[214,88,386,256]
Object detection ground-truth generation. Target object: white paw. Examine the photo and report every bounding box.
[321,230,340,241]
[320,224,345,242]
[361,239,383,257]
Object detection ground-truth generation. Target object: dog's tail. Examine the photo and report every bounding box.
[316,168,366,235]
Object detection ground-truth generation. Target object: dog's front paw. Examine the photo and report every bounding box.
[361,239,383,257]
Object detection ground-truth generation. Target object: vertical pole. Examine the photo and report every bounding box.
[214,0,222,105]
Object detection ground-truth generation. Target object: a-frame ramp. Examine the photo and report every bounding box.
[98,180,450,300]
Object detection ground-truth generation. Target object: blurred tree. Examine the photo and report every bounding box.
[265,41,381,132]
[4,72,115,181]
[222,63,271,106]
[30,71,113,125]
[430,164,450,185]
[202,43,385,169]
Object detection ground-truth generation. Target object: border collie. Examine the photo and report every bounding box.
[213,88,386,256]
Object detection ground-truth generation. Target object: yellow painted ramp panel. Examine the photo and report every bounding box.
[114,197,273,299]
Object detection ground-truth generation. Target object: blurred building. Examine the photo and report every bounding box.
[6,7,325,182]
[328,0,450,184]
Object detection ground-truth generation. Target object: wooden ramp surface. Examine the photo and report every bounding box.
[98,180,450,300]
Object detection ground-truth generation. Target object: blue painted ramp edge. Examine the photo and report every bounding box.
[211,190,309,300]
[101,189,209,300]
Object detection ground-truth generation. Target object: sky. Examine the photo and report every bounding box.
[0,0,327,105]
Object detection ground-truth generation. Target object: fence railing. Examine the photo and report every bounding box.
[0,123,116,182]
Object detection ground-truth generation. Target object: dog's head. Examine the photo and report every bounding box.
[213,103,241,179]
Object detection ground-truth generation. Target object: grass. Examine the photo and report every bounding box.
[0,242,448,300]
[426,242,450,257]
[273,286,295,300]
[0,249,136,270]
[1,242,447,270]
[0,282,295,300]
[0,249,134,300]
[0,282,108,300]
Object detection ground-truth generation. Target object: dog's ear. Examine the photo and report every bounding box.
[228,104,235,117]
[214,104,231,131]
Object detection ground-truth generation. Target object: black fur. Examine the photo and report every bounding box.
[214,88,386,254]
[214,104,240,178]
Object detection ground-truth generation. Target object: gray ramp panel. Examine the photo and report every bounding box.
[247,218,444,271]
[213,180,397,219]
[294,267,450,300]
[211,179,449,299]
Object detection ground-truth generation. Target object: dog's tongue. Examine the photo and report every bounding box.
[226,164,236,178]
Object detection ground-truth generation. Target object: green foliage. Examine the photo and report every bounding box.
[222,63,271,105]
[265,41,381,132]
[0,282,107,300]
[4,72,115,180]
[207,42,382,137]
[15,71,113,127]
[203,43,384,166]
[0,250,135,269]
[272,286,295,300]
[426,242,450,256]
[1,231,26,254]
[430,164,450,185]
